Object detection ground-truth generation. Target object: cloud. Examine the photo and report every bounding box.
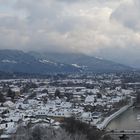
[0,0,114,52]
[111,0,140,31]
[0,0,140,67]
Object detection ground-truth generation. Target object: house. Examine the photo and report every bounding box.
[85,95,95,103]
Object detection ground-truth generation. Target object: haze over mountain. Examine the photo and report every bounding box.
[0,0,140,68]
[0,50,133,74]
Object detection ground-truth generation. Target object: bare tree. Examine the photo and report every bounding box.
[13,125,88,140]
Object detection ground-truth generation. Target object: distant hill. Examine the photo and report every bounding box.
[0,50,80,74]
[0,49,133,74]
[29,52,133,73]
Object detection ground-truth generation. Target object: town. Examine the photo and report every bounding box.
[0,72,140,139]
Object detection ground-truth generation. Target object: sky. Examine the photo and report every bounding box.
[0,0,140,67]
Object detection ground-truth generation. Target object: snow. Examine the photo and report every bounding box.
[81,112,91,118]
[39,59,57,65]
[1,60,17,63]
[95,56,103,60]
[3,101,15,108]
[85,95,95,103]
[0,134,11,138]
[11,87,20,92]
[71,64,81,68]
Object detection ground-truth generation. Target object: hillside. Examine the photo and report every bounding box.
[0,50,133,74]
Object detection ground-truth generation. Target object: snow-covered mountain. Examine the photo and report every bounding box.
[29,52,133,73]
[0,50,133,74]
[0,50,81,74]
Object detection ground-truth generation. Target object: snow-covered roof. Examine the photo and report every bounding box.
[3,101,15,108]
[85,95,95,103]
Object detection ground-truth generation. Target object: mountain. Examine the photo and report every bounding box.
[0,50,80,74]
[29,52,133,73]
[0,50,133,74]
